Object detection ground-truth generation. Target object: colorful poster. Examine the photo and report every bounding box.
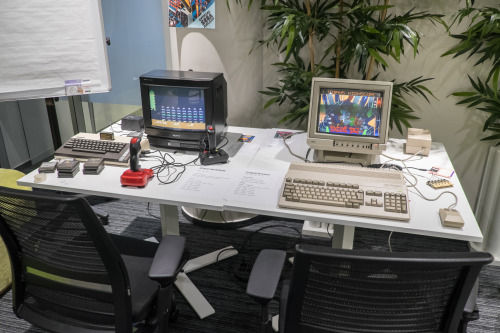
[169,0,215,29]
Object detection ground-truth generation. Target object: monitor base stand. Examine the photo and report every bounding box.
[314,150,376,166]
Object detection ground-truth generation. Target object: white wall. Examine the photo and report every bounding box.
[167,0,498,208]
[168,0,264,127]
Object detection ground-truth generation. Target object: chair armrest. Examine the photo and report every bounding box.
[149,235,186,286]
[246,249,286,306]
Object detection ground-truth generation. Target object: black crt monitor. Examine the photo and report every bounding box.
[140,70,228,150]
[306,78,393,165]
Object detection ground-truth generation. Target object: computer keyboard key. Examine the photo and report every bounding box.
[299,197,346,207]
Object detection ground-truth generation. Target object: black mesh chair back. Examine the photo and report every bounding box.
[284,244,493,333]
[0,186,134,332]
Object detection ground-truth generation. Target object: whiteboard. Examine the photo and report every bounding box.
[0,0,111,102]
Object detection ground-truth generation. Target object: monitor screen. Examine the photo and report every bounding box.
[317,88,383,138]
[308,78,392,146]
[148,85,206,131]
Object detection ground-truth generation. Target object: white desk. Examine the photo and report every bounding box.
[224,133,483,244]
[17,126,483,317]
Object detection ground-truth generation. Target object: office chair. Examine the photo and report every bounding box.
[246,244,493,333]
[0,168,31,296]
[0,186,188,333]
[72,193,110,225]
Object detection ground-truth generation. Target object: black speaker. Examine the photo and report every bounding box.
[121,116,144,132]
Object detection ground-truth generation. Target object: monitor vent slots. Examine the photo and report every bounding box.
[290,163,403,181]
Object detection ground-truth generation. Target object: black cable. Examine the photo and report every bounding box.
[216,247,238,266]
[199,209,208,222]
[150,151,199,185]
[305,148,312,161]
[213,224,302,266]
[326,224,333,239]
[147,202,161,219]
[237,225,302,254]
[219,211,228,223]
[218,135,229,149]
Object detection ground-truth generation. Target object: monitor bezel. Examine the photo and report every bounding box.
[307,78,393,145]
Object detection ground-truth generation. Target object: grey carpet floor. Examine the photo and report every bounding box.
[0,196,499,332]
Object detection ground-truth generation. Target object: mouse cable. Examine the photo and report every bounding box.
[406,166,431,172]
[408,186,458,210]
[380,150,423,169]
[380,150,424,186]
[382,150,458,210]
[405,163,458,209]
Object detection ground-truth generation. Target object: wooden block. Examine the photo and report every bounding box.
[407,128,432,148]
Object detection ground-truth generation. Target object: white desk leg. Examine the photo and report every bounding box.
[174,273,215,319]
[302,221,355,249]
[160,203,180,236]
[331,224,355,249]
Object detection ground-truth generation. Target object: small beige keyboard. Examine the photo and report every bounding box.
[278,162,410,221]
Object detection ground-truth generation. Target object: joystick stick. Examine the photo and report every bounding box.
[120,137,154,187]
[200,125,229,165]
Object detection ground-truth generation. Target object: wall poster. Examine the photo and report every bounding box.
[168,0,215,29]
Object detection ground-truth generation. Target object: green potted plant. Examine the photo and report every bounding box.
[441,0,500,145]
[229,0,446,133]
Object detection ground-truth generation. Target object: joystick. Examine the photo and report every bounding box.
[120,137,154,187]
[200,125,229,165]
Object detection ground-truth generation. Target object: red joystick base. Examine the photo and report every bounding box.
[120,168,154,187]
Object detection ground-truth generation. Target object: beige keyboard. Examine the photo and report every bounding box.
[278,162,410,221]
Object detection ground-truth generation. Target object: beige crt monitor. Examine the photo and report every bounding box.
[307,78,393,166]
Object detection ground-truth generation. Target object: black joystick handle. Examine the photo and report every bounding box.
[129,137,141,171]
[206,125,216,154]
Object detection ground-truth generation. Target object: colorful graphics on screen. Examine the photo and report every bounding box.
[150,86,206,131]
[317,88,383,138]
[169,0,215,29]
